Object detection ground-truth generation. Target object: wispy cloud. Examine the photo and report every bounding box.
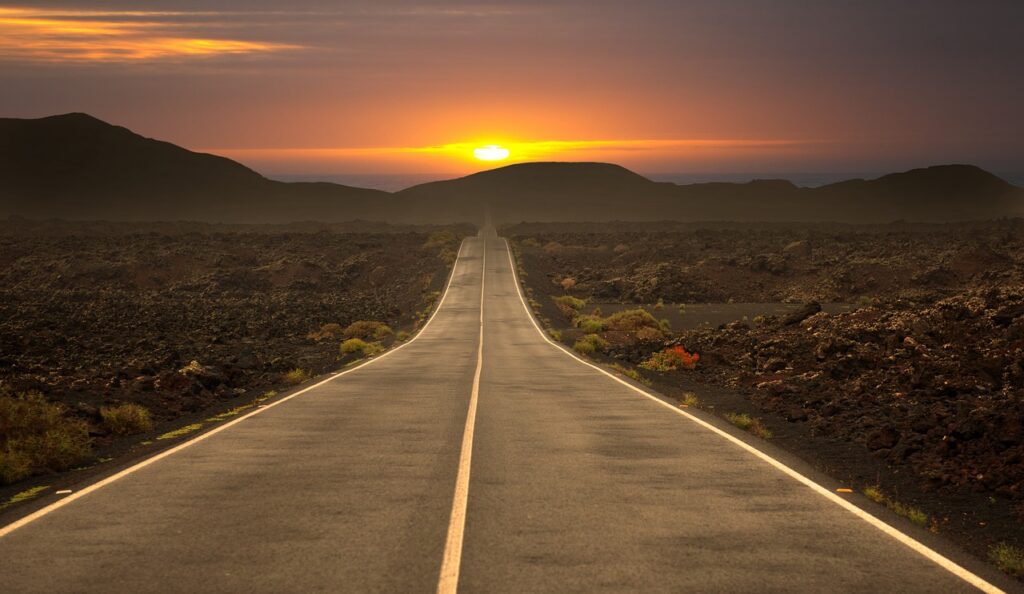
[0,7,298,62]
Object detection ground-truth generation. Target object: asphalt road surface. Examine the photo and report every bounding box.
[0,230,1012,593]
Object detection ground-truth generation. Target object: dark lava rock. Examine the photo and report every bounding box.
[781,301,822,326]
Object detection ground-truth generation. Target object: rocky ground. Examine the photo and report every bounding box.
[507,220,1024,575]
[0,220,470,494]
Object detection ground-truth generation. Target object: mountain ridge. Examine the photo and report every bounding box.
[1,113,1021,223]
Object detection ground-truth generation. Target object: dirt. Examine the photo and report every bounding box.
[0,220,470,494]
[507,219,1024,573]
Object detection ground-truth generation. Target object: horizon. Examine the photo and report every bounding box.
[2,2,1022,174]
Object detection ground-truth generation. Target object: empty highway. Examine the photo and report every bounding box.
[0,231,1012,593]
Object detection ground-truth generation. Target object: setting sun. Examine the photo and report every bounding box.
[473,145,510,161]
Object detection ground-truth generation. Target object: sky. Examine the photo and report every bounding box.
[1,0,1022,176]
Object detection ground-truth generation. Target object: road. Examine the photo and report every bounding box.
[0,230,1011,593]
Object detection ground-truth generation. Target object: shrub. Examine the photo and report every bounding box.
[396,330,410,342]
[283,368,309,385]
[990,543,1024,576]
[639,346,700,371]
[609,363,651,387]
[307,322,344,341]
[679,392,699,407]
[576,315,605,333]
[100,403,153,435]
[861,485,928,527]
[573,334,609,355]
[553,295,586,311]
[659,318,672,333]
[521,237,541,248]
[653,298,665,310]
[635,326,665,342]
[0,391,92,485]
[548,329,563,341]
[340,338,384,358]
[605,308,660,332]
[343,320,392,340]
[560,277,577,291]
[725,412,772,439]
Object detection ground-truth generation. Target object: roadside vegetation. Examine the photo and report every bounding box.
[862,485,929,527]
[724,412,772,439]
[0,390,92,485]
[100,403,153,435]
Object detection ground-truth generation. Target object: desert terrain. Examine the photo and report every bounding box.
[507,219,1024,565]
[0,220,469,497]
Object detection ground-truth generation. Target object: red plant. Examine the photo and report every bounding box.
[668,345,700,369]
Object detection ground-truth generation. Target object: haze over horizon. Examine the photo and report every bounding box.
[2,1,1022,176]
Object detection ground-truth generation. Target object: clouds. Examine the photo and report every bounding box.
[0,1,1021,173]
[0,7,298,62]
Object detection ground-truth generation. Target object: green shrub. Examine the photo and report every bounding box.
[396,330,410,342]
[554,295,585,310]
[653,298,665,310]
[0,391,92,485]
[283,368,310,385]
[608,363,652,387]
[990,543,1024,576]
[725,412,772,439]
[340,338,384,358]
[343,320,392,340]
[307,322,344,341]
[548,329,563,341]
[576,315,605,333]
[573,334,609,355]
[100,403,153,435]
[605,308,660,332]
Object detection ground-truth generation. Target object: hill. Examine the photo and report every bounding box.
[401,162,1023,223]
[1,113,1021,223]
[0,113,392,222]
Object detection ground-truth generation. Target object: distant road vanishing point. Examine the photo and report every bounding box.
[0,229,1012,593]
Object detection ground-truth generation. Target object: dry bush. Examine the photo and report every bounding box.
[343,320,392,340]
[100,403,153,435]
[573,334,609,355]
[283,368,310,385]
[604,308,660,332]
[307,322,344,341]
[0,391,92,485]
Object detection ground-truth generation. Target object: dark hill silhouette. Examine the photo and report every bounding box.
[0,113,391,222]
[1,113,1021,223]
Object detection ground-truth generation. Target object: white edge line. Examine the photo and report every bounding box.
[503,238,1004,594]
[0,238,471,539]
[437,238,485,593]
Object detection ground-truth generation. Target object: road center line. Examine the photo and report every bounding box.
[503,238,1004,594]
[437,239,486,594]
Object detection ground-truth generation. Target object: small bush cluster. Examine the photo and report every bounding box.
[0,391,93,485]
[340,338,385,358]
[100,403,153,435]
[573,334,609,355]
[283,368,310,385]
[307,322,344,341]
[575,315,605,334]
[990,543,1024,576]
[608,363,652,387]
[678,392,700,407]
[343,320,392,340]
[604,308,660,332]
[861,485,928,527]
[639,345,700,371]
[724,412,772,439]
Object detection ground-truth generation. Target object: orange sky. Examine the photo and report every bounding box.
[1,2,1022,175]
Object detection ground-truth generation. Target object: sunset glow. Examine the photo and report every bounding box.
[473,145,510,161]
[0,7,297,61]
[1,2,1020,176]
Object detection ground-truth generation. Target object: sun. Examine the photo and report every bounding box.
[473,144,510,161]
